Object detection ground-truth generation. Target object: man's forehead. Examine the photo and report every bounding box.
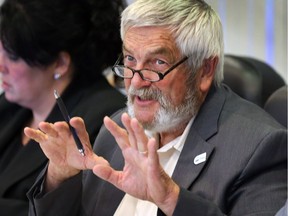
[123,45,172,56]
[123,28,180,59]
[124,26,175,44]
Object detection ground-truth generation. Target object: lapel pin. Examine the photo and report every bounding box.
[194,152,207,165]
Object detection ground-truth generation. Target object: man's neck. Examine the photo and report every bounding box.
[158,126,186,148]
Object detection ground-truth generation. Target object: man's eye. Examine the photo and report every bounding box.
[124,55,136,67]
[156,59,166,65]
[125,55,135,62]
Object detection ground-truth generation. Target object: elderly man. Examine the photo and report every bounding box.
[25,0,287,215]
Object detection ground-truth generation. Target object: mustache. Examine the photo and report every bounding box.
[128,86,162,101]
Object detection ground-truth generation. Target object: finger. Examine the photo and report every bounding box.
[131,118,149,153]
[24,127,48,143]
[38,122,61,138]
[92,163,122,189]
[121,113,137,149]
[147,137,166,195]
[104,116,129,151]
[69,117,89,143]
[70,117,87,136]
[148,137,160,169]
[70,117,93,152]
[84,152,109,169]
[147,138,179,205]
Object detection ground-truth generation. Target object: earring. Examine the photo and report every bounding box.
[54,73,62,80]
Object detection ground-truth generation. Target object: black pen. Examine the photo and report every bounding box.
[54,90,85,156]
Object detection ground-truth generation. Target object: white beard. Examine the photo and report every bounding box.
[126,84,201,133]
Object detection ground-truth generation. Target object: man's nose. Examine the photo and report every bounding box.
[130,71,151,89]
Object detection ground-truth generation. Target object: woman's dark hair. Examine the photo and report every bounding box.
[0,0,125,82]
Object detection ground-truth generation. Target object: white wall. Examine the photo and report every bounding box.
[206,0,287,82]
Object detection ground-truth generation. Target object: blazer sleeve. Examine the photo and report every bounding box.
[27,165,83,216]
[170,129,287,216]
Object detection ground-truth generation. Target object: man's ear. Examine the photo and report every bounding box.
[199,57,218,93]
[54,51,71,77]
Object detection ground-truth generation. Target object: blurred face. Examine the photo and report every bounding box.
[0,41,55,109]
[124,26,202,133]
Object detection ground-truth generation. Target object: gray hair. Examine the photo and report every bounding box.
[121,0,224,86]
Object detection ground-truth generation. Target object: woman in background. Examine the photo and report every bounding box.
[0,0,126,215]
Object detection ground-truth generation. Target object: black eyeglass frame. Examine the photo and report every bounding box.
[112,54,189,82]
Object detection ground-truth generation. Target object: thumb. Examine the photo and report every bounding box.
[92,164,120,186]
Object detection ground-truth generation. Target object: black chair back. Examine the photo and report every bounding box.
[264,86,287,128]
[223,55,262,106]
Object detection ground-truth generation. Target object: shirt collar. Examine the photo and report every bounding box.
[145,117,195,153]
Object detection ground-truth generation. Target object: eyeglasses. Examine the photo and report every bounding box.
[112,54,189,82]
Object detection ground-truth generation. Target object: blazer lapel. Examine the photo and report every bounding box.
[0,108,31,153]
[0,102,63,192]
[172,130,215,188]
[172,85,226,189]
[0,106,47,196]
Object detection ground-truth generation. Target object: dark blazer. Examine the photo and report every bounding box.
[27,85,287,216]
[0,77,126,216]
